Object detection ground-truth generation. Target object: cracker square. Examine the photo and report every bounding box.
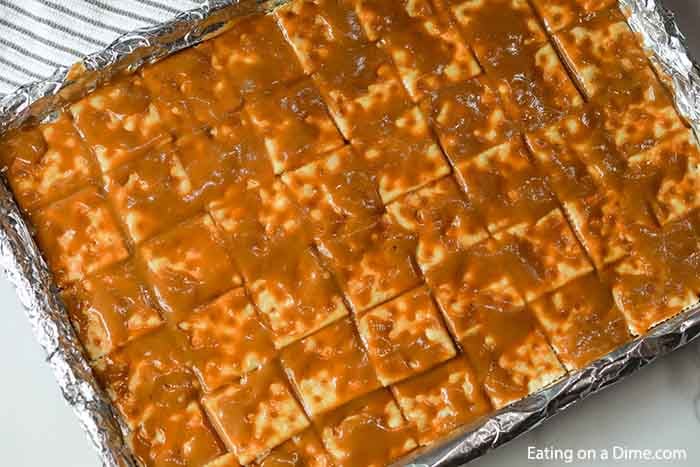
[281,146,383,241]
[178,288,276,392]
[352,105,451,203]
[627,130,700,226]
[530,272,631,370]
[601,85,684,159]
[313,43,411,140]
[208,180,310,278]
[391,355,492,445]
[274,0,370,74]
[486,42,583,132]
[202,361,310,465]
[70,76,170,172]
[280,317,381,416]
[526,109,620,201]
[315,389,417,467]
[554,19,684,157]
[455,140,557,234]
[387,177,488,273]
[494,209,594,302]
[141,42,242,133]
[459,307,566,408]
[317,216,421,313]
[1,113,98,213]
[554,17,652,100]
[247,78,344,174]
[428,242,526,341]
[660,218,700,293]
[357,287,456,385]
[139,214,241,322]
[531,0,617,33]
[61,259,163,360]
[103,143,194,244]
[33,187,129,286]
[257,428,334,467]
[563,188,653,270]
[420,76,516,165]
[428,249,565,407]
[613,257,698,335]
[129,400,225,467]
[176,113,275,206]
[211,14,303,96]
[351,0,480,101]
[448,0,547,55]
[92,326,199,429]
[612,222,700,335]
[247,245,349,349]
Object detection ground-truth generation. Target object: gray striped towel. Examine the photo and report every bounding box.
[0,0,200,95]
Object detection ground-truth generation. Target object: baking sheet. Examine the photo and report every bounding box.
[0,1,698,466]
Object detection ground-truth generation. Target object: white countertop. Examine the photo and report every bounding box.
[2,1,700,466]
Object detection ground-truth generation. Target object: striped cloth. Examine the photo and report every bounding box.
[0,0,200,95]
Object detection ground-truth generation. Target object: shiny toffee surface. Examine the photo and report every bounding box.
[1,1,700,466]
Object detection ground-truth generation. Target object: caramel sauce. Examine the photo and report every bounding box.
[1,1,696,465]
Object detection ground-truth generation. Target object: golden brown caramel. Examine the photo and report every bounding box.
[281,145,383,241]
[351,0,480,101]
[247,78,344,174]
[256,428,334,467]
[555,17,685,157]
[0,113,98,213]
[62,259,163,360]
[103,142,195,244]
[203,362,310,465]
[208,180,309,277]
[33,187,129,286]
[70,75,170,172]
[245,244,349,349]
[130,400,225,467]
[318,215,421,313]
[93,325,198,429]
[486,42,584,132]
[314,389,417,467]
[611,221,700,335]
[141,42,242,134]
[446,0,547,55]
[391,356,492,445]
[139,214,242,322]
[211,15,303,96]
[387,177,488,273]
[428,243,566,407]
[627,130,700,226]
[420,76,516,165]
[178,288,276,392]
[357,287,456,385]
[530,272,632,370]
[494,209,593,302]
[1,3,695,466]
[280,317,381,416]
[175,111,275,206]
[532,0,617,33]
[274,0,372,75]
[456,139,557,234]
[205,454,241,467]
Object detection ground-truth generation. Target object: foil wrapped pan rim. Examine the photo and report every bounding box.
[0,1,698,466]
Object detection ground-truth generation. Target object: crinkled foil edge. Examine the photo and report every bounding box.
[0,1,698,467]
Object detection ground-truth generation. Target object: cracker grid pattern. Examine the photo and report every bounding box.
[1,1,698,465]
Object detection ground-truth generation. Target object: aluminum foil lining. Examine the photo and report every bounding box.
[0,1,698,466]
